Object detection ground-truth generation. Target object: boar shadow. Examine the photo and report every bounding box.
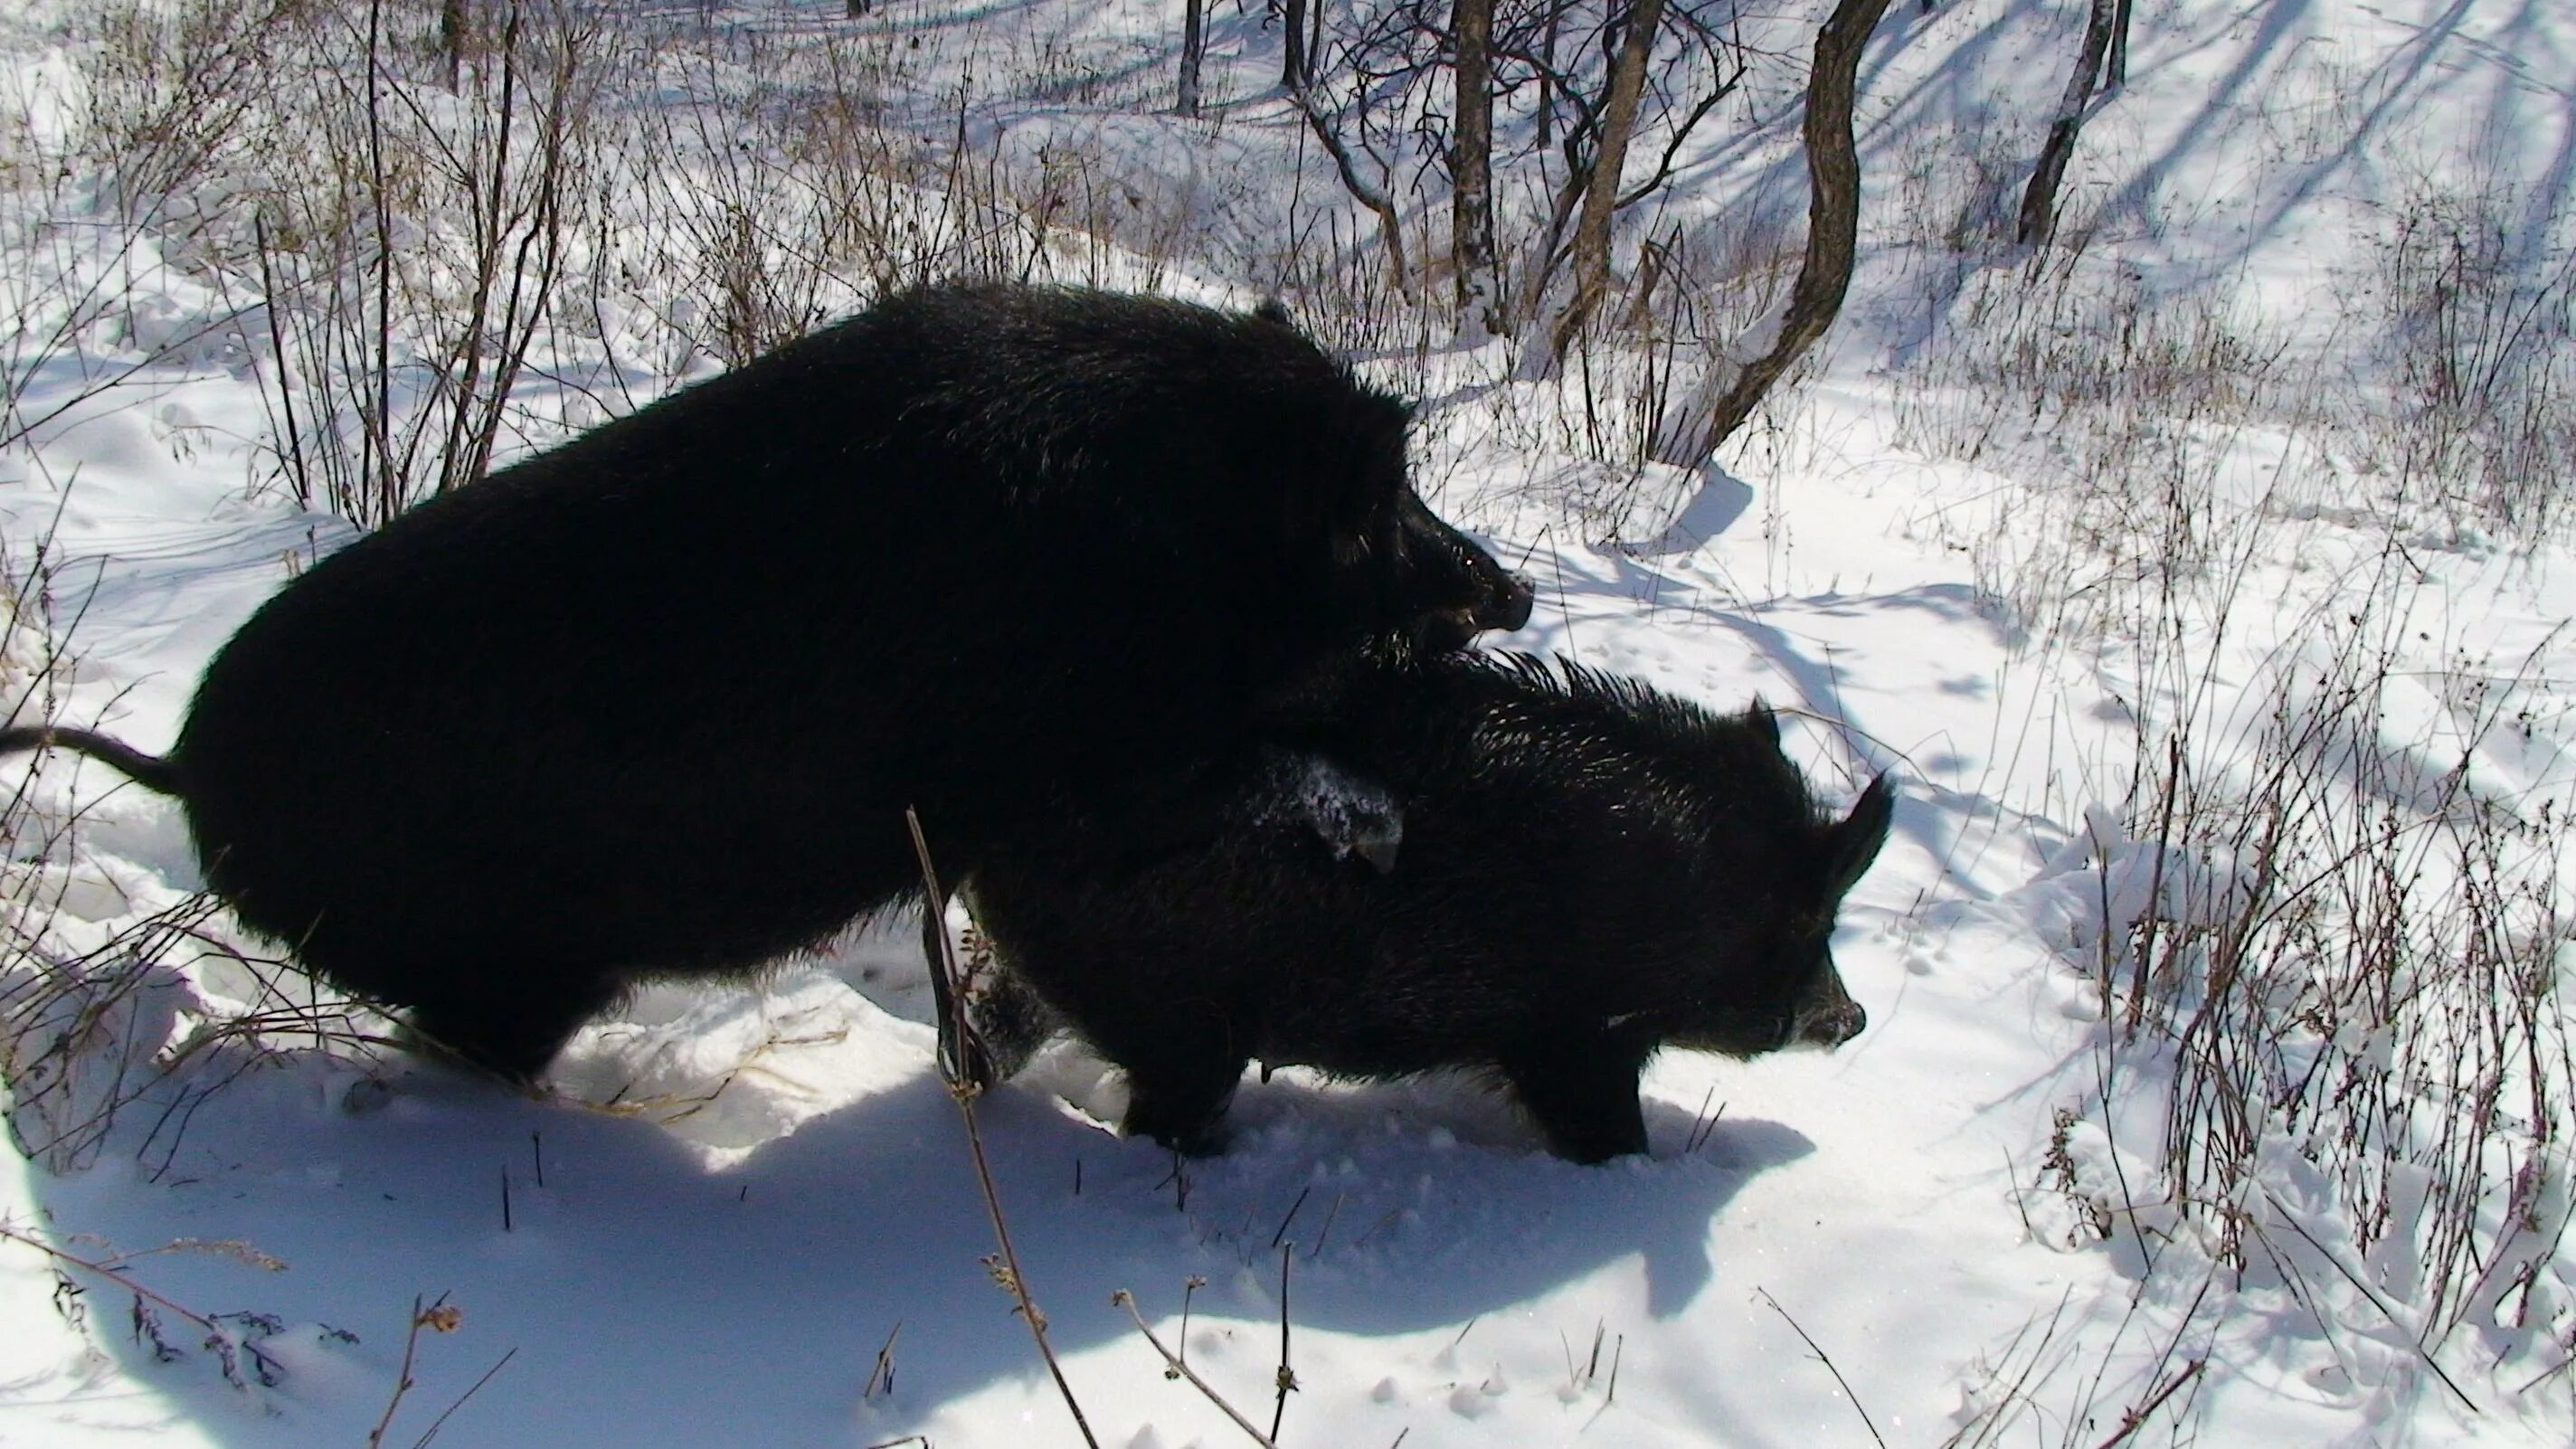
[29,1030,1811,1449]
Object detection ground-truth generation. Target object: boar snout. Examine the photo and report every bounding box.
[1793,967,1866,1047]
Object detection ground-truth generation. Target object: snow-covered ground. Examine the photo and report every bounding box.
[3,0,2572,1445]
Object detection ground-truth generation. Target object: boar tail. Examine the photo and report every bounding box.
[0,724,185,797]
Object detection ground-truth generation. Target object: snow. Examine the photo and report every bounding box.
[4,0,2573,1445]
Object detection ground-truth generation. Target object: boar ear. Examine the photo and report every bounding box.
[1824,772,1896,897]
[1747,697,1780,742]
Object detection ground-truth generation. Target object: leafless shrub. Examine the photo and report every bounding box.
[2365,168,2575,538]
[1430,203,1812,538]
[234,0,614,523]
[1946,421,2576,1398]
[0,1218,323,1392]
[1264,0,1744,346]
[0,3,280,455]
[1889,253,2309,648]
[1892,183,2573,1405]
[0,736,372,1178]
[1939,1278,2214,1449]
[3,897,215,1174]
[2107,575,2573,1354]
[0,507,374,1173]
[1887,117,2029,263]
[0,515,184,1177]
[79,0,309,205]
[4,1217,510,1433]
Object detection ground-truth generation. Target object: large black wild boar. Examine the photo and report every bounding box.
[0,284,1531,1082]
[966,649,1893,1163]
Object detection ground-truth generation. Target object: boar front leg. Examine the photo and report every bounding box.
[1500,1037,1653,1163]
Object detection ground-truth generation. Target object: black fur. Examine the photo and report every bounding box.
[966,649,1895,1163]
[0,283,1532,1080]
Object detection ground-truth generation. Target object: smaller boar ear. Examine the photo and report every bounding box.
[1747,697,1780,742]
[1824,772,1896,897]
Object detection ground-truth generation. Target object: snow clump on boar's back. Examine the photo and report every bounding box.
[966,647,1896,1164]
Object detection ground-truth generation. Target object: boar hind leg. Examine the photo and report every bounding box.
[1108,1007,1251,1157]
[1501,1041,1651,1164]
[1122,1075,1242,1157]
[397,970,624,1086]
[963,967,1063,1084]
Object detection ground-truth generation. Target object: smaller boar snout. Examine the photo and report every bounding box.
[1797,997,1866,1047]
[1792,966,1866,1048]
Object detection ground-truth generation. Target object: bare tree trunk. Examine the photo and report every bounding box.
[441,0,469,88]
[1451,0,1500,337]
[1519,0,1664,379]
[1511,143,1591,336]
[1291,83,1409,296]
[1536,0,1565,147]
[2016,0,2117,247]
[1555,0,1662,350]
[2107,0,2133,83]
[1179,0,1206,115]
[1646,0,1893,465]
[1282,0,1309,90]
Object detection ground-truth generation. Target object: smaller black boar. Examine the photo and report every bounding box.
[965,649,1894,1163]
